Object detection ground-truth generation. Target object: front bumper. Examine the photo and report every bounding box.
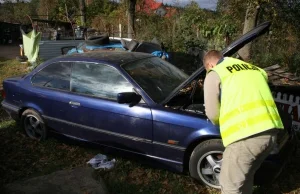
[254,130,298,185]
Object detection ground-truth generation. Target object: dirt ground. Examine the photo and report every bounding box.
[0,45,20,59]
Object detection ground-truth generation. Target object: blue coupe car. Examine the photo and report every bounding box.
[1,22,297,189]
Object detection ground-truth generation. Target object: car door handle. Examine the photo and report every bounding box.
[69,101,80,106]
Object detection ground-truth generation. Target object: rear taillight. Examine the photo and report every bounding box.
[1,90,6,99]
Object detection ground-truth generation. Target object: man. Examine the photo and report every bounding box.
[203,50,284,194]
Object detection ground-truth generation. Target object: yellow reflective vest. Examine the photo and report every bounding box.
[210,57,284,147]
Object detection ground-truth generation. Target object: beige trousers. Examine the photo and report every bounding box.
[219,129,278,194]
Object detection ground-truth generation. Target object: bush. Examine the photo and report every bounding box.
[288,53,300,75]
[252,53,286,68]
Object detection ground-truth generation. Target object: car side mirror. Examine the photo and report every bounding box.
[117,92,142,107]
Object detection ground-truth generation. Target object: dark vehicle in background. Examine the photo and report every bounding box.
[1,22,297,189]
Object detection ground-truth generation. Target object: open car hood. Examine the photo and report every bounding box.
[162,21,271,105]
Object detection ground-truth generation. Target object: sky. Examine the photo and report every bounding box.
[156,0,218,10]
[0,0,219,10]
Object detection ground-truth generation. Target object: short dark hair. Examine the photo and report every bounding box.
[203,50,223,66]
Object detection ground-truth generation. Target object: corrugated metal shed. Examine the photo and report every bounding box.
[39,40,83,60]
[38,37,131,60]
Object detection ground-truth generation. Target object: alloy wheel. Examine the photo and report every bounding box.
[197,151,223,188]
[24,114,43,140]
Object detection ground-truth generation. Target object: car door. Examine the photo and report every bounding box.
[64,61,153,155]
[29,61,73,133]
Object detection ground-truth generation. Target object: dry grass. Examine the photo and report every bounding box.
[0,118,299,194]
[0,58,29,88]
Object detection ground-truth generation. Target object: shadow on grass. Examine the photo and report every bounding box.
[0,106,10,122]
[0,120,97,186]
[253,144,300,194]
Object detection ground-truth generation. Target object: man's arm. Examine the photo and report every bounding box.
[203,71,221,125]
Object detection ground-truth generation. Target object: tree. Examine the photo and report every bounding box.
[37,0,59,20]
[127,0,137,38]
[217,0,270,60]
[56,0,79,21]
[0,1,15,22]
[79,0,86,26]
[0,0,33,23]
[238,2,260,61]
[29,0,40,17]
[273,0,300,31]
[217,0,300,71]
[86,0,117,25]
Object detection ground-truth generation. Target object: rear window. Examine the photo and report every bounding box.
[31,62,71,91]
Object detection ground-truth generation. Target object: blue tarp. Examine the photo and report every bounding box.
[67,43,169,60]
[86,43,123,50]
[151,51,169,59]
[67,43,124,55]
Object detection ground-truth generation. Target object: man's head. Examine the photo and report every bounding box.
[203,50,223,71]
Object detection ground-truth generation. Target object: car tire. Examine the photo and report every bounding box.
[21,109,47,141]
[189,139,224,189]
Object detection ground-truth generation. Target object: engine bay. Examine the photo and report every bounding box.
[165,76,206,115]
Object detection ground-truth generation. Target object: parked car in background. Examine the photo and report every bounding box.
[61,35,169,59]
[1,21,297,189]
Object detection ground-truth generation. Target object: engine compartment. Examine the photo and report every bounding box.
[165,77,206,115]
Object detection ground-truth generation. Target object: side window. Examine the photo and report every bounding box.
[32,62,71,91]
[71,62,133,100]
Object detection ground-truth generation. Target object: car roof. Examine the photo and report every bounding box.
[57,51,154,66]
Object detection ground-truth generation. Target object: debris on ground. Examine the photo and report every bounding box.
[264,64,300,85]
[87,154,116,170]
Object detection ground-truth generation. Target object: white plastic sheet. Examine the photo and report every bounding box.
[87,154,116,170]
[21,29,41,63]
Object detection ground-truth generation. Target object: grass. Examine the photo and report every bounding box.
[0,57,29,88]
[1,116,300,194]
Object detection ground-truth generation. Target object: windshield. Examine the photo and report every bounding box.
[122,57,188,103]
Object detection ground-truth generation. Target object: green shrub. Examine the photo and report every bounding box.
[251,52,286,68]
[289,53,300,75]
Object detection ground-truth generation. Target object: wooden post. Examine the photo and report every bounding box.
[20,45,23,56]
[119,23,122,38]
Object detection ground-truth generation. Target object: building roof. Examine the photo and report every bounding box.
[137,0,163,14]
[164,6,178,18]
[136,0,178,17]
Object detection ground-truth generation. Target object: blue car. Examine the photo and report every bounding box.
[1,22,297,189]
